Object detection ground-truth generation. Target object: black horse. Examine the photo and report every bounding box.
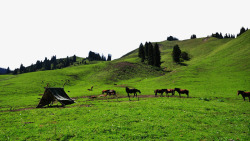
[238,90,250,102]
[175,88,189,97]
[126,87,141,99]
[154,89,167,97]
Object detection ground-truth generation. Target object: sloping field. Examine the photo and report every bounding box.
[0,31,249,140]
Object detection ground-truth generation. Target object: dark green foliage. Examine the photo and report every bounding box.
[73,55,77,62]
[147,42,154,65]
[19,64,26,74]
[144,42,149,59]
[153,43,161,67]
[13,69,18,75]
[167,36,178,41]
[6,67,10,74]
[237,27,248,37]
[138,43,145,62]
[172,45,181,63]
[212,32,223,39]
[191,34,196,39]
[107,54,112,61]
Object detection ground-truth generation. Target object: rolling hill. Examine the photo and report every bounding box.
[0,30,249,140]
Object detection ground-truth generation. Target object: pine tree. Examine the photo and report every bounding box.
[144,42,149,60]
[73,55,77,62]
[107,54,112,61]
[147,42,154,65]
[138,43,145,62]
[172,45,181,63]
[191,34,197,39]
[153,43,161,67]
[6,67,10,74]
[20,64,26,74]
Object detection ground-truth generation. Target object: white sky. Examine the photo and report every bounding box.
[0,0,249,69]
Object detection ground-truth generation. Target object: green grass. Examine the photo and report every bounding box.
[0,31,250,140]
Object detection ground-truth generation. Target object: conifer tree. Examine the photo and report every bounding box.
[107,54,112,61]
[147,42,154,65]
[138,43,145,62]
[144,42,149,60]
[172,45,181,63]
[6,67,10,74]
[153,43,161,67]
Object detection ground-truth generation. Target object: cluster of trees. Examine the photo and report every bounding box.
[12,55,77,75]
[167,36,179,41]
[237,27,248,37]
[138,42,161,67]
[190,34,197,39]
[87,51,111,61]
[211,32,235,39]
[172,45,190,63]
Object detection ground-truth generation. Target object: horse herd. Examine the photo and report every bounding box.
[100,88,250,102]
[101,87,189,99]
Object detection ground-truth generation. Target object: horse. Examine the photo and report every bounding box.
[102,89,110,94]
[174,88,189,97]
[166,89,175,96]
[107,90,117,96]
[125,87,141,99]
[154,89,167,97]
[237,90,250,102]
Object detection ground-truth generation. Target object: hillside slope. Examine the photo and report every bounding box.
[0,31,250,108]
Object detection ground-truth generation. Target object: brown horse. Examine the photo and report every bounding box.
[154,89,167,97]
[238,90,250,102]
[175,88,189,97]
[107,90,117,96]
[102,89,110,94]
[126,87,141,98]
[166,89,175,96]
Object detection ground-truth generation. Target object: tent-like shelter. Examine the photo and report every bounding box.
[37,87,75,108]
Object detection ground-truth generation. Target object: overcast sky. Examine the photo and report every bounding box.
[0,0,249,69]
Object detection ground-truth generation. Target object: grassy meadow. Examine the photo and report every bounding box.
[0,31,250,140]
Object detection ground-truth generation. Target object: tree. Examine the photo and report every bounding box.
[167,36,178,41]
[107,54,112,61]
[147,42,154,65]
[73,55,77,62]
[144,42,149,60]
[190,34,197,39]
[20,64,26,74]
[153,43,161,67]
[138,43,145,62]
[6,67,10,74]
[13,69,18,75]
[172,45,181,63]
[237,27,248,37]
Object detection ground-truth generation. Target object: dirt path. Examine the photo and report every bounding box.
[1,94,195,112]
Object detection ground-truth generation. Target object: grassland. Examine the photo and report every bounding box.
[0,31,250,140]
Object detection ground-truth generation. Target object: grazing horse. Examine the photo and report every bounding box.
[107,90,117,96]
[154,89,167,97]
[126,87,141,98]
[166,89,175,96]
[238,90,250,102]
[174,88,189,97]
[102,89,110,94]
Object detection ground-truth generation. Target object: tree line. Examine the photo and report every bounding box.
[6,51,112,75]
[138,42,161,67]
[12,55,78,75]
[87,51,111,61]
